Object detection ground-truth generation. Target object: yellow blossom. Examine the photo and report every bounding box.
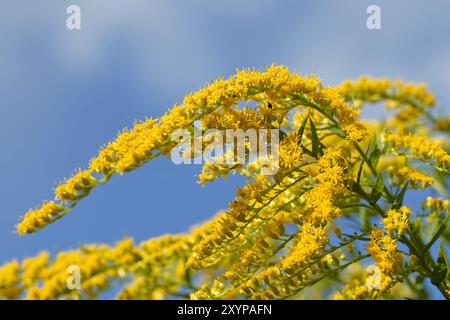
[4,68,450,300]
[382,133,450,171]
[16,201,65,235]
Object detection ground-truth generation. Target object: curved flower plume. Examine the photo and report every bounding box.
[382,133,450,172]
[16,65,367,235]
[4,66,450,300]
[338,76,435,109]
[338,76,436,130]
[2,217,217,300]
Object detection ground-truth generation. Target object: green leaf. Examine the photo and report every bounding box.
[278,130,288,141]
[297,116,308,139]
[438,242,448,269]
[356,160,365,185]
[431,242,448,285]
[350,181,364,195]
[415,274,425,285]
[431,169,450,197]
[392,182,408,210]
[361,210,371,232]
[356,138,372,185]
[367,136,381,168]
[370,173,384,203]
[309,117,323,157]
[369,147,381,168]
[424,214,450,252]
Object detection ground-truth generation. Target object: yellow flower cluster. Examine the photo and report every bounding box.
[5,67,450,300]
[422,196,450,213]
[3,214,221,300]
[333,272,414,300]
[16,65,369,236]
[189,147,352,300]
[189,148,346,272]
[381,207,411,237]
[187,173,287,270]
[339,76,435,108]
[382,133,450,172]
[278,133,304,169]
[0,260,21,299]
[118,220,216,300]
[244,224,329,300]
[302,147,348,223]
[386,166,433,189]
[338,77,438,132]
[16,201,65,235]
[332,280,364,300]
[245,150,349,299]
[313,87,368,141]
[333,208,410,300]
[377,153,436,190]
[21,252,49,286]
[54,170,98,201]
[386,106,423,131]
[24,239,140,300]
[365,207,409,296]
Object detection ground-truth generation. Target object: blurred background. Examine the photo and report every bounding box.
[0,0,449,297]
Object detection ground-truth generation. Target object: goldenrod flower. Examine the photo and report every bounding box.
[356,207,409,298]
[16,201,65,235]
[54,170,98,201]
[386,166,433,189]
[16,65,368,235]
[339,77,435,109]
[382,133,450,172]
[422,196,450,213]
[3,67,449,300]
[0,260,21,299]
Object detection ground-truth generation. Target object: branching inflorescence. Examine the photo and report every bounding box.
[2,65,449,300]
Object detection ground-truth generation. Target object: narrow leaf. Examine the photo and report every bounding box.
[392,182,408,210]
[425,216,450,253]
[309,117,322,157]
[297,116,308,139]
[356,160,365,185]
[431,242,448,285]
[370,173,384,203]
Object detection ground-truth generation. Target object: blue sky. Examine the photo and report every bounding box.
[0,0,449,291]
